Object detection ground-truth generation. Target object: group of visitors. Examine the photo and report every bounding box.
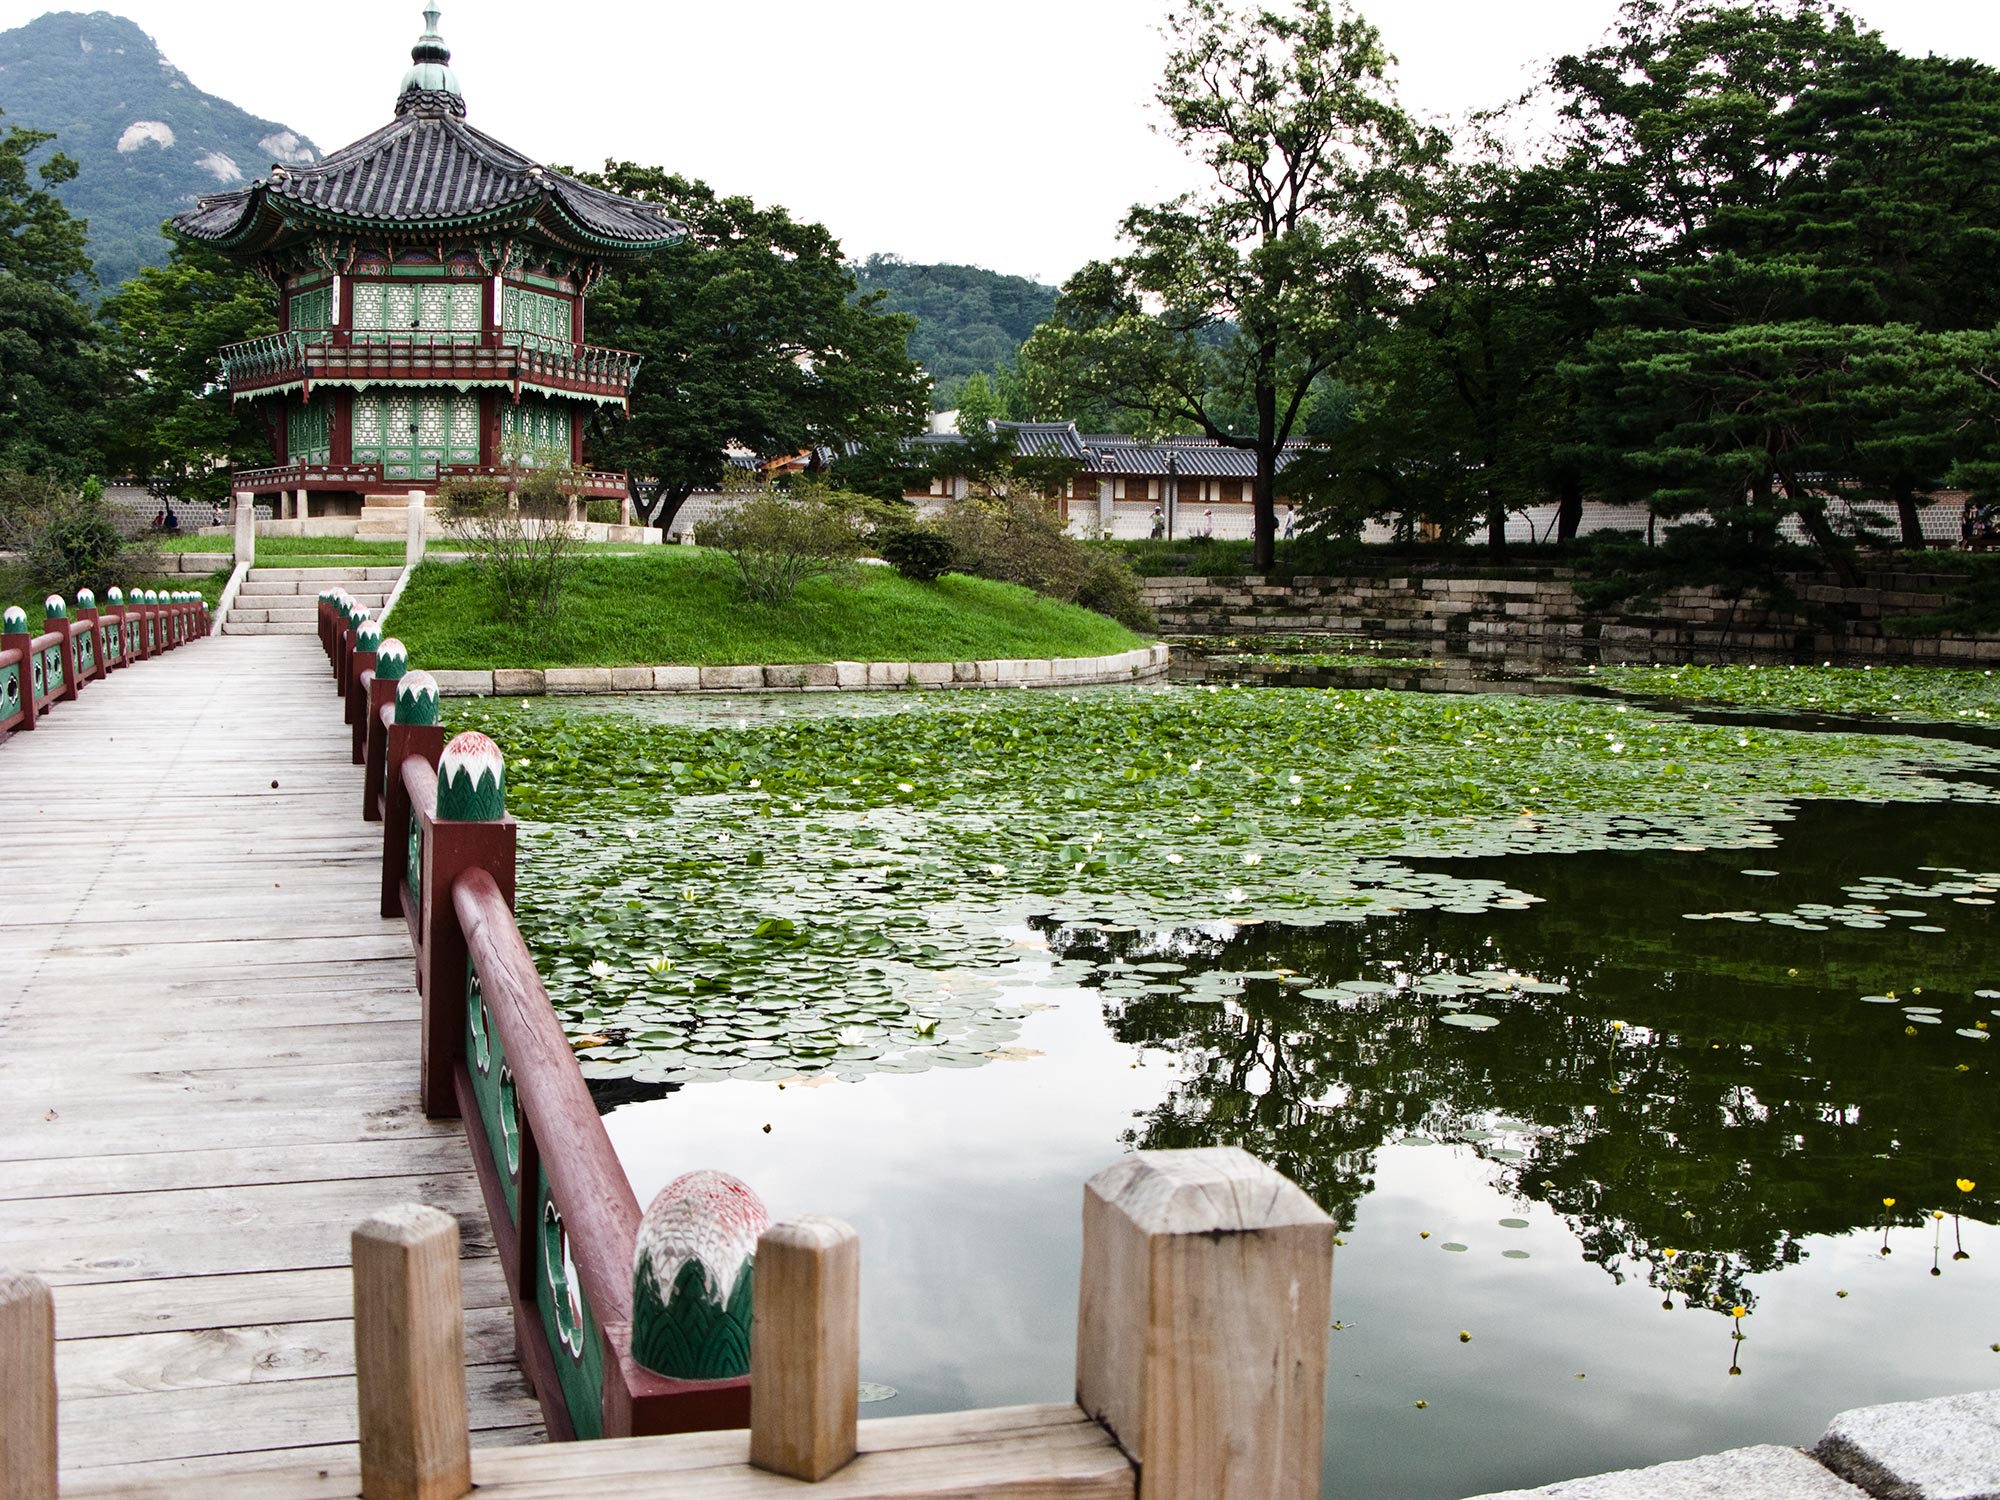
[1963,499,1999,551]
[1144,503,1300,541]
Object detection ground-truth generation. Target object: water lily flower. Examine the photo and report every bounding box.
[1289,773,1304,785]
[1960,1179,1977,1193]
[897,782,915,793]
[1165,852,1184,865]
[747,778,761,789]
[588,960,613,980]
[1242,852,1263,866]
[987,864,1008,877]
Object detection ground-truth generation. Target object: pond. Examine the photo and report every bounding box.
[446,679,1999,1500]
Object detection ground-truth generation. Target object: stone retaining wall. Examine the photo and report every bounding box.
[430,644,1170,697]
[1144,571,2000,664]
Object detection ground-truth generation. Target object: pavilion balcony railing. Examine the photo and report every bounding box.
[218,329,643,403]
[231,460,630,497]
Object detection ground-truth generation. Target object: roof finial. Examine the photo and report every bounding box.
[397,3,465,117]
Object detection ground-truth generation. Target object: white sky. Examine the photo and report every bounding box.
[7,0,1999,284]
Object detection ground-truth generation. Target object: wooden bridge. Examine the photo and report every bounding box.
[2,609,1336,1500]
[0,635,542,1486]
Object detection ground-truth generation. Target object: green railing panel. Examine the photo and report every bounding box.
[0,661,18,715]
[464,957,519,1221]
[533,1165,607,1440]
[42,645,62,691]
[76,630,94,674]
[407,810,422,906]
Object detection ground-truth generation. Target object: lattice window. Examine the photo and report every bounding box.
[287,396,332,465]
[352,395,383,454]
[502,286,573,346]
[448,395,480,463]
[500,398,571,466]
[353,391,479,474]
[289,286,332,332]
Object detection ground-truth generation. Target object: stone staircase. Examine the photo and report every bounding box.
[223,566,401,635]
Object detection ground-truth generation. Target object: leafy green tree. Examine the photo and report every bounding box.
[952,371,1004,434]
[1021,0,1437,570]
[100,238,276,499]
[0,115,107,479]
[580,166,930,535]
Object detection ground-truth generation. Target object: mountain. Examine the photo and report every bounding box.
[0,11,319,291]
[853,255,1060,408]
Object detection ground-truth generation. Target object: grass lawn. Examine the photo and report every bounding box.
[389,549,1147,669]
[1,564,229,612]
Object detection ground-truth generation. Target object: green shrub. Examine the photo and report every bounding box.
[437,465,585,640]
[1076,550,1157,633]
[585,498,619,525]
[876,523,955,582]
[695,480,865,604]
[0,471,156,598]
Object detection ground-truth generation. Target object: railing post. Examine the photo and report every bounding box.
[101,588,125,672]
[42,597,77,703]
[74,590,105,683]
[2,609,37,734]
[382,672,443,920]
[234,489,256,569]
[349,621,382,763]
[419,731,514,1118]
[352,1205,472,1500]
[364,639,408,821]
[1075,1148,1334,1500]
[749,1217,860,1482]
[339,606,369,699]
[0,1269,58,1500]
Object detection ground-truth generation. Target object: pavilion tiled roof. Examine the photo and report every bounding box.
[172,9,682,260]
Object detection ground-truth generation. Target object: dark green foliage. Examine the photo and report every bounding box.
[0,12,318,292]
[0,471,157,597]
[852,256,1059,409]
[937,491,1154,631]
[579,166,928,535]
[875,523,954,583]
[100,239,277,499]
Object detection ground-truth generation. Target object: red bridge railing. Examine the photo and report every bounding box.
[0,587,210,744]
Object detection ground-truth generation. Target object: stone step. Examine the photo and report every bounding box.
[246,567,402,582]
[227,607,326,625]
[221,620,320,635]
[239,580,394,599]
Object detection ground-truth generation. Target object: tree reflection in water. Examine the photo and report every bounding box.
[1046,797,1998,1320]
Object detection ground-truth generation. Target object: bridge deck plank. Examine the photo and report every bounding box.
[0,636,543,1478]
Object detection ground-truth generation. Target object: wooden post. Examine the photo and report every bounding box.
[352,1205,472,1500]
[381,675,444,920]
[749,1217,860,1482]
[1075,1147,1334,1500]
[1,614,36,734]
[419,732,514,1119]
[0,1270,57,1500]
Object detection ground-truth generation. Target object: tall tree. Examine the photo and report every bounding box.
[0,114,107,479]
[1021,0,1436,570]
[100,237,277,498]
[580,166,929,534]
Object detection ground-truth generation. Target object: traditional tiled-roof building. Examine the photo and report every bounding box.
[173,7,681,527]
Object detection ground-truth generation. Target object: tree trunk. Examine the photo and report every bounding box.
[1252,462,1277,573]
[1894,485,1923,549]
[1486,505,1507,554]
[1796,505,1861,585]
[1556,474,1584,544]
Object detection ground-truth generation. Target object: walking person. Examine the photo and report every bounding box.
[1149,505,1165,540]
[1282,503,1297,541]
[1202,507,1214,538]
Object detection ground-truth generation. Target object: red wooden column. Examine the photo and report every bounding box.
[362,638,410,820]
[1,606,36,734]
[42,597,79,704]
[381,671,444,921]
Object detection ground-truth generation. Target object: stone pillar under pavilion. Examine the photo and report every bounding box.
[172,7,680,530]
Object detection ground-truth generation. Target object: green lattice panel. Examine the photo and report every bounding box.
[464,958,520,1221]
[406,809,422,907]
[0,661,18,717]
[502,286,572,345]
[42,645,62,691]
[353,281,480,341]
[355,393,477,476]
[102,623,120,662]
[290,285,333,332]
[29,652,44,698]
[533,1165,606,1440]
[76,631,93,674]
[501,399,571,467]
[288,396,332,466]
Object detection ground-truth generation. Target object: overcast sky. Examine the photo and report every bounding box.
[7,0,1998,284]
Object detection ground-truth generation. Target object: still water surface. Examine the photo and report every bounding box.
[527,688,1997,1499]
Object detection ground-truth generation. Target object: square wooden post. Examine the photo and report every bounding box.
[1,627,36,734]
[233,490,256,568]
[750,1217,860,1482]
[1,1270,57,1500]
[353,1206,471,1500]
[1076,1147,1334,1500]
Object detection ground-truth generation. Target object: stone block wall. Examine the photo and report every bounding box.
[1143,569,2000,664]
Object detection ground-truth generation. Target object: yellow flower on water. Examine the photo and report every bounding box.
[1960,1179,1977,1193]
[1611,1020,1627,1031]
[1663,1248,1678,1259]
[1731,1305,1747,1319]
[1883,1197,1897,1208]
[1934,1210,1947,1220]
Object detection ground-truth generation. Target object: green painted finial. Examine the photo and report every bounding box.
[630,1171,769,1380]
[394,671,441,726]
[356,621,383,652]
[437,731,505,820]
[2,605,26,635]
[76,588,95,610]
[43,594,67,622]
[374,638,410,680]
[107,587,124,606]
